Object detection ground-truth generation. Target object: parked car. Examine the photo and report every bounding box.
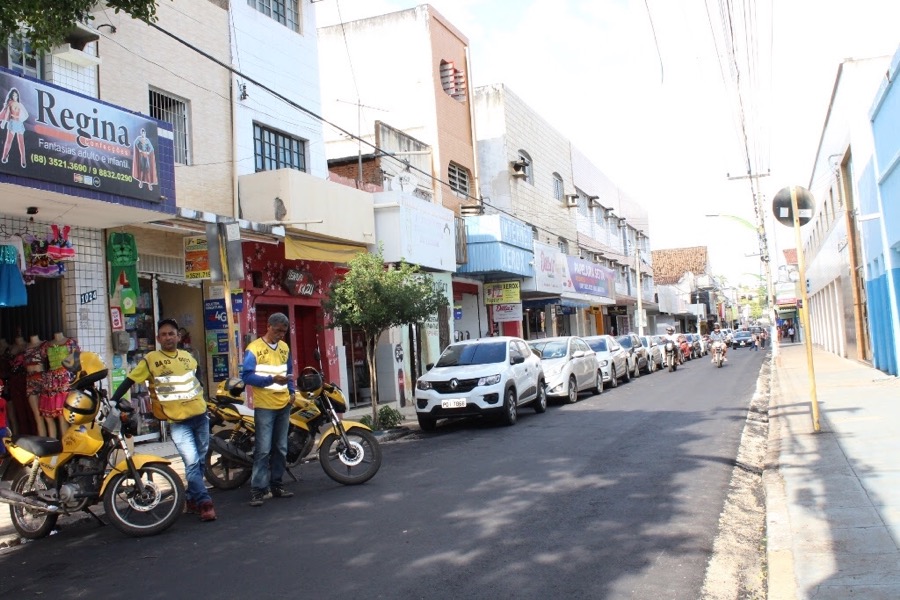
[639,335,662,372]
[415,336,547,431]
[616,333,649,378]
[732,330,754,349]
[583,334,631,388]
[528,336,601,403]
[722,328,735,347]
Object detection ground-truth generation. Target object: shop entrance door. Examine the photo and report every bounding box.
[291,305,318,372]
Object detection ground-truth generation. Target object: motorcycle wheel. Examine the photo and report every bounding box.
[319,428,382,485]
[205,430,253,490]
[9,471,59,539]
[103,463,184,537]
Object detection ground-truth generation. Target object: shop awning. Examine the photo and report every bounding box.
[285,237,367,262]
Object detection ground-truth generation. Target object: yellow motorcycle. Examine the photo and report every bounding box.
[0,351,184,539]
[204,366,382,489]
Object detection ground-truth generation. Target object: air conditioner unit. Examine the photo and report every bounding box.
[510,159,528,178]
[565,195,578,208]
[511,170,527,179]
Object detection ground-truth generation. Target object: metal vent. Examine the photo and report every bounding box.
[138,253,184,278]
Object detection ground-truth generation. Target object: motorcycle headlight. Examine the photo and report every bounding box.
[416,380,433,391]
[478,374,501,386]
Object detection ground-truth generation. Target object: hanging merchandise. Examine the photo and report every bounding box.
[107,232,138,297]
[22,234,66,279]
[0,236,27,307]
[120,275,137,315]
[46,224,76,261]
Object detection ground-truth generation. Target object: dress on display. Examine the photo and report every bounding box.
[40,338,78,418]
[23,344,43,401]
[0,238,27,307]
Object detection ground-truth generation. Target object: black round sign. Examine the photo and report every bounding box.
[772,186,815,227]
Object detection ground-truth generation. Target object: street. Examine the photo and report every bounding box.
[0,347,768,599]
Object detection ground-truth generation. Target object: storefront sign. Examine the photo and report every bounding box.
[184,236,210,280]
[492,303,523,322]
[282,269,315,296]
[607,305,628,315]
[231,290,244,313]
[109,306,124,331]
[484,281,521,305]
[204,298,228,329]
[563,256,614,297]
[453,303,462,320]
[0,69,162,202]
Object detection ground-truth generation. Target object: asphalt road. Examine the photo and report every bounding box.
[0,346,767,600]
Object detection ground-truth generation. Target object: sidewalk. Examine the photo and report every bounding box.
[765,341,900,599]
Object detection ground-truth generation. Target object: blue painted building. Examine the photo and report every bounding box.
[862,46,900,375]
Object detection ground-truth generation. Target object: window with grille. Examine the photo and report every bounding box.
[439,60,467,102]
[558,237,569,254]
[552,173,564,201]
[149,90,191,165]
[253,123,307,172]
[248,0,300,32]
[448,162,470,198]
[2,34,40,79]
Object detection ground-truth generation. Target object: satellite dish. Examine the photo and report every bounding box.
[391,172,418,193]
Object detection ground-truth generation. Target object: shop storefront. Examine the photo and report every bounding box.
[0,68,177,440]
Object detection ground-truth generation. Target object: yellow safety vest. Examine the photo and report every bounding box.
[128,350,206,422]
[244,337,291,410]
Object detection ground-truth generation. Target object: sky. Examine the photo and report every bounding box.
[314,0,900,287]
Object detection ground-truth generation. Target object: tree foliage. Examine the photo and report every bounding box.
[322,248,448,427]
[0,1,163,51]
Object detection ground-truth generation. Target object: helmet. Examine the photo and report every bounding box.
[666,326,675,334]
[215,377,246,404]
[298,367,323,399]
[714,323,721,329]
[63,351,108,389]
[63,389,99,425]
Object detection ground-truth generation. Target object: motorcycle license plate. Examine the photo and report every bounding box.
[441,399,466,409]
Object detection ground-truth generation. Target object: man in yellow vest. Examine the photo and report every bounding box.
[242,312,296,507]
[110,318,216,521]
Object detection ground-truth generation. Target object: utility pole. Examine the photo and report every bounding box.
[635,237,643,336]
[727,172,776,323]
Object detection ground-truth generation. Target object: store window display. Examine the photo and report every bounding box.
[41,333,79,437]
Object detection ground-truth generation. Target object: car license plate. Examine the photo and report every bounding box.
[441,399,466,409]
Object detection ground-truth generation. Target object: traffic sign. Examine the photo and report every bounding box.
[773,186,815,227]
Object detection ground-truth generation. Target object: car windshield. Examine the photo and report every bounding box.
[586,338,608,352]
[435,342,506,367]
[640,337,650,346]
[617,336,633,349]
[529,340,567,359]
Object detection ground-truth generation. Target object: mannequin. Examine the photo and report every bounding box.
[24,335,46,437]
[42,332,79,438]
[5,336,30,435]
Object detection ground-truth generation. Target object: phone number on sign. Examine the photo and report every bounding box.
[47,156,89,173]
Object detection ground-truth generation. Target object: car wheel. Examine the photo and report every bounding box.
[533,382,547,413]
[566,376,578,404]
[417,415,437,432]
[622,363,631,383]
[646,357,655,374]
[632,359,640,379]
[609,366,618,388]
[501,387,518,426]
[593,370,603,394]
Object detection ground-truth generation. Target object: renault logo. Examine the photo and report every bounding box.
[450,378,459,390]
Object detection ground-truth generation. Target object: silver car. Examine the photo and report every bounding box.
[583,335,631,388]
[528,336,601,403]
[640,335,663,372]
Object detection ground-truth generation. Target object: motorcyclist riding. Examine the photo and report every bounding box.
[709,323,729,362]
[664,326,683,364]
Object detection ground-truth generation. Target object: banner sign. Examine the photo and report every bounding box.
[0,69,162,202]
[563,256,614,297]
[484,281,521,305]
[184,236,210,280]
[204,298,228,329]
[492,303,523,322]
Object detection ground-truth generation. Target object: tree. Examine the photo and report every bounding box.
[322,248,448,428]
[0,1,163,51]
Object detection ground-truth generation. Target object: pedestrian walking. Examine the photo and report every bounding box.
[788,325,796,343]
[242,312,296,507]
[760,329,768,348]
[109,318,216,521]
[752,331,760,351]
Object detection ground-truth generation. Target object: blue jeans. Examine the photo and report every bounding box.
[251,404,291,493]
[169,413,211,504]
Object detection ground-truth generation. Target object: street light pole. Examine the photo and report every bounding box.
[635,237,643,336]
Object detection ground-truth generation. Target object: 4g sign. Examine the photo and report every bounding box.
[204,298,228,329]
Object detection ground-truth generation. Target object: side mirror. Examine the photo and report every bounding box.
[425,362,434,371]
[511,354,525,365]
[572,350,585,358]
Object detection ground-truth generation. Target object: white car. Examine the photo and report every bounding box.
[528,336,601,403]
[415,336,546,431]
[583,335,631,388]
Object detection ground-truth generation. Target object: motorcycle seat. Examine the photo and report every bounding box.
[12,435,63,457]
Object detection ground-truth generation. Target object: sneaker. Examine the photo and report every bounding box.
[185,500,200,515]
[249,490,266,507]
[270,486,294,499]
[199,501,217,521]
[724,357,728,362]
